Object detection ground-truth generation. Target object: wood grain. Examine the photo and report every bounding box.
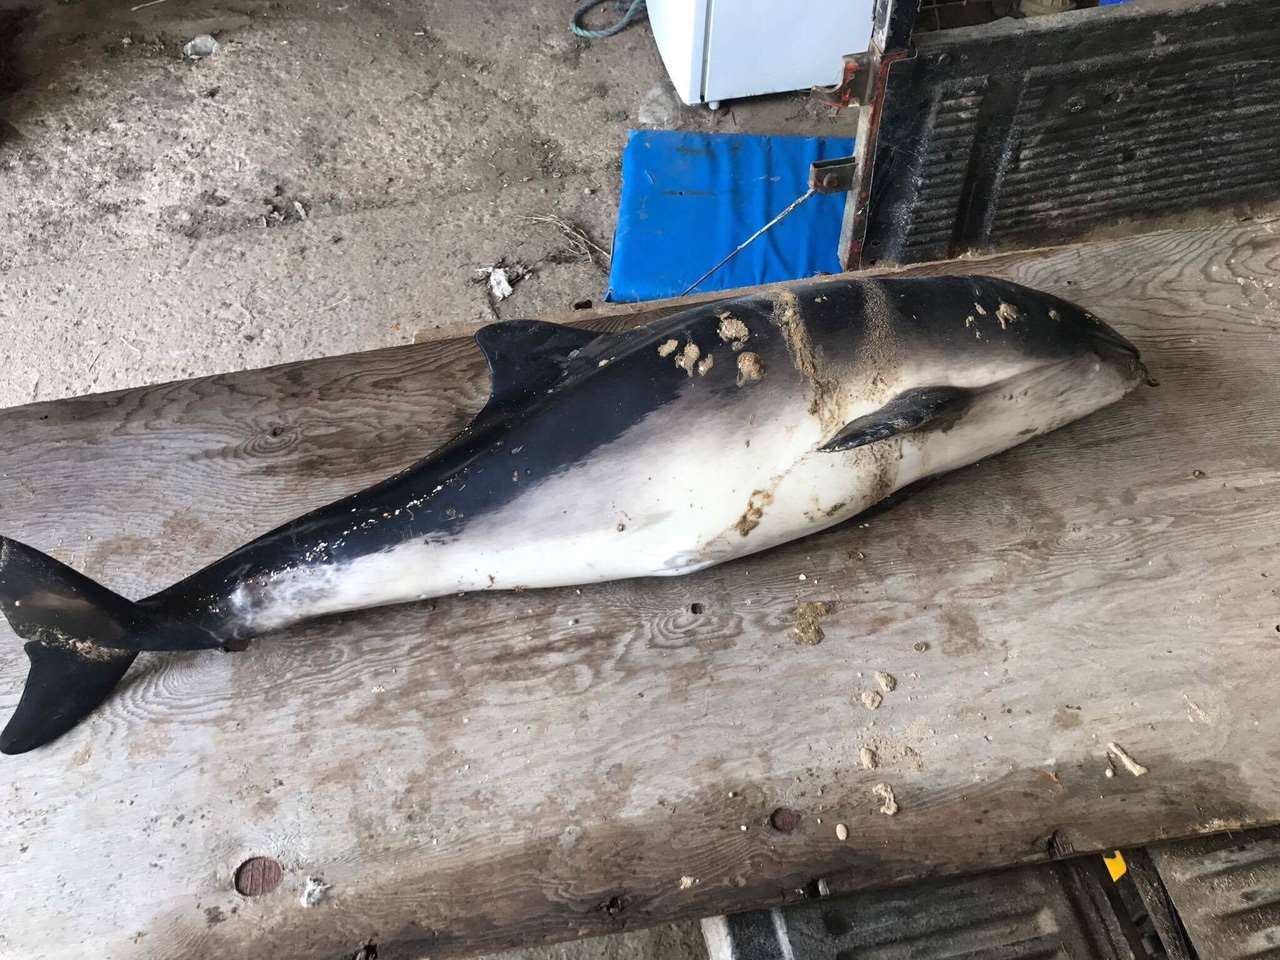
[2,218,1279,960]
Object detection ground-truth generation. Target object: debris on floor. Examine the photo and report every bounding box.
[262,189,310,227]
[524,215,611,271]
[182,34,218,60]
[872,783,899,816]
[874,671,896,693]
[299,876,331,908]
[860,690,883,710]
[1106,741,1149,777]
[859,746,878,770]
[475,260,529,303]
[791,600,835,645]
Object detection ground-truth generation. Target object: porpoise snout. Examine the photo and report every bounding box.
[1076,313,1146,384]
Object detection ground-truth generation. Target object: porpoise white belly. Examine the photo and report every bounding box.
[234,349,1122,634]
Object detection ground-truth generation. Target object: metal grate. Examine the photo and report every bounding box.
[704,861,1139,959]
[1148,828,1280,960]
[855,0,1280,267]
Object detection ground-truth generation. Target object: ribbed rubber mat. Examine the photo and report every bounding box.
[1148,828,1280,960]
[705,861,1136,959]
[859,0,1280,267]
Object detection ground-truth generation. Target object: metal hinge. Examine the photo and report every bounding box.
[809,155,859,194]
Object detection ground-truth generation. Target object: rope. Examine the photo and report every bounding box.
[570,0,646,39]
[681,189,817,295]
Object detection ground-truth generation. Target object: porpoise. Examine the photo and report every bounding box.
[0,275,1146,753]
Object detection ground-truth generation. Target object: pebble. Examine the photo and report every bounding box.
[872,783,899,816]
[299,876,331,908]
[182,34,218,60]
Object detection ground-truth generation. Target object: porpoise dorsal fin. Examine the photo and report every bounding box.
[473,320,604,406]
[820,386,972,452]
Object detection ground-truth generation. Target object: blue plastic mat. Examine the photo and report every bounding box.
[606,130,855,303]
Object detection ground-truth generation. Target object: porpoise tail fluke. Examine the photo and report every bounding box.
[0,537,215,754]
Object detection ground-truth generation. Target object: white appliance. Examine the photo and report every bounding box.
[647,0,876,108]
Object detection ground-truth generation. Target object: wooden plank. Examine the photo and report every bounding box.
[2,217,1279,960]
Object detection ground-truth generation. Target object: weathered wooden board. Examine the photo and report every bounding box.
[2,218,1279,960]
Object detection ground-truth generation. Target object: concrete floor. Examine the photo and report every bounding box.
[0,0,855,955]
[0,0,851,409]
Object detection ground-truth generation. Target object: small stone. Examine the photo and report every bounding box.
[835,823,849,841]
[859,747,878,770]
[872,783,899,816]
[912,641,929,653]
[182,34,219,60]
[791,600,834,646]
[679,875,697,890]
[657,338,679,357]
[875,671,897,693]
[299,876,331,908]
[860,690,883,710]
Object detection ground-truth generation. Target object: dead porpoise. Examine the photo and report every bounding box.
[0,275,1146,753]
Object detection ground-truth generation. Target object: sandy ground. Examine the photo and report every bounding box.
[0,0,855,956]
[0,0,851,409]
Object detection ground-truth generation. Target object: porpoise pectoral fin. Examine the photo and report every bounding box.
[820,386,973,452]
[474,320,606,405]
